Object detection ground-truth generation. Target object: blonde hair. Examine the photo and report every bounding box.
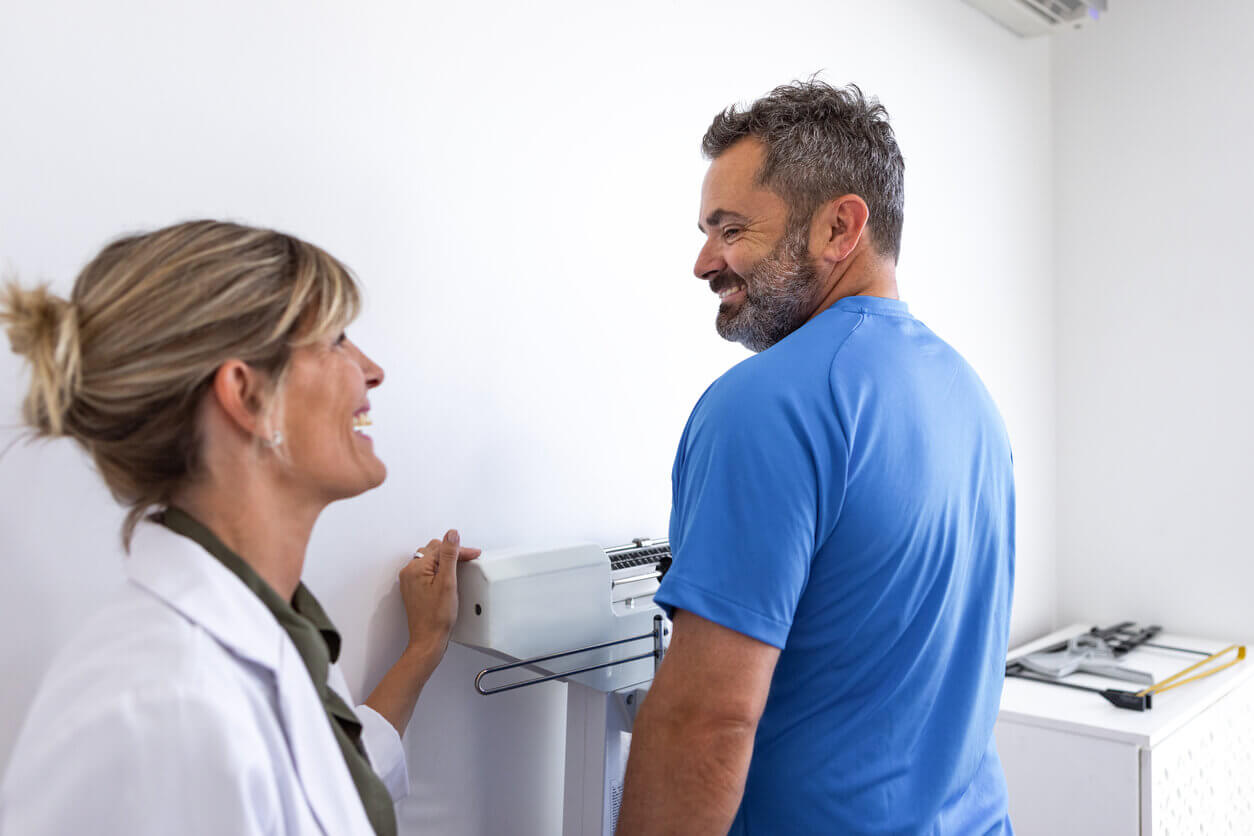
[1,220,361,547]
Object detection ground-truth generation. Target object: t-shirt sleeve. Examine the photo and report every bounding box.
[655,373,844,649]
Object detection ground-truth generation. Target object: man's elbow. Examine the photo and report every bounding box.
[634,693,759,803]
[639,685,760,752]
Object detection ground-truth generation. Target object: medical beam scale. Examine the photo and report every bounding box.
[451,538,673,836]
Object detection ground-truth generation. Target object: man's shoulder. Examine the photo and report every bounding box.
[697,354,806,431]
[698,313,862,417]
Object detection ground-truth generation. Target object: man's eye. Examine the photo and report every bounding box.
[722,228,741,240]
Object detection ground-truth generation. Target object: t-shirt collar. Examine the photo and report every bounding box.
[829,294,910,317]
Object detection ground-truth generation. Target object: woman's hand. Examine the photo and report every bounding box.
[366,529,482,736]
[399,529,481,657]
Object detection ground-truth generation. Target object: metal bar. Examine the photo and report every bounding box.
[1006,667,1150,710]
[652,614,664,675]
[605,538,669,555]
[476,650,658,696]
[1007,668,1108,695]
[611,570,662,587]
[492,629,657,670]
[1141,641,1213,656]
[474,626,661,695]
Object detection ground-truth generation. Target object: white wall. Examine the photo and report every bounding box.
[1053,0,1254,644]
[0,2,1055,832]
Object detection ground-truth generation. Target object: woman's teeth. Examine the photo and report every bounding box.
[353,413,372,433]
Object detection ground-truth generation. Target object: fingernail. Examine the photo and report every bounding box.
[447,529,459,542]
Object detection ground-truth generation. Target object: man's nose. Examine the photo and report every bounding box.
[693,239,723,281]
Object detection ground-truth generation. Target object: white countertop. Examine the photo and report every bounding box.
[999,623,1253,747]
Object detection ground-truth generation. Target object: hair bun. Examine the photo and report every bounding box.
[1,280,82,437]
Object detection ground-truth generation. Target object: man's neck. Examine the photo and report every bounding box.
[807,247,899,321]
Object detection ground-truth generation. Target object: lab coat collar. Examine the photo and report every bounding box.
[126,521,375,836]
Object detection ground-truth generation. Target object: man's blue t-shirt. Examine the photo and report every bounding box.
[655,295,1015,835]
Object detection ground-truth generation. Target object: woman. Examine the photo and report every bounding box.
[0,220,477,835]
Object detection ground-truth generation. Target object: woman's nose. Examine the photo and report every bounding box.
[363,354,384,389]
[349,340,385,388]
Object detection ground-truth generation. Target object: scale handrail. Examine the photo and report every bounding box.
[474,615,665,695]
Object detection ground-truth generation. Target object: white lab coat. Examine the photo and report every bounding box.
[0,522,408,835]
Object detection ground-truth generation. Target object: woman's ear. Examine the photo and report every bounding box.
[209,360,270,440]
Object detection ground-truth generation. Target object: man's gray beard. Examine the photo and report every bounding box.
[716,227,820,353]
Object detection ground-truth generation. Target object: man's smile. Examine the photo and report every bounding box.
[711,271,748,305]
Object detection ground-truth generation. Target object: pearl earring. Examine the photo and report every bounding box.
[264,430,283,448]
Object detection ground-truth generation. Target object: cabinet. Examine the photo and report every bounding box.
[995,624,1253,835]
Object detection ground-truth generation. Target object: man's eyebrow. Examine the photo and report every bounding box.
[698,209,749,233]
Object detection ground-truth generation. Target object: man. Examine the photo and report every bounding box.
[617,81,1015,835]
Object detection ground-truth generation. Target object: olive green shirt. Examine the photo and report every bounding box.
[159,506,397,836]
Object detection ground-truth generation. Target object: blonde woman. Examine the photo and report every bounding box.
[0,221,478,835]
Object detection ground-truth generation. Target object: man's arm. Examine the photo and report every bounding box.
[616,609,780,835]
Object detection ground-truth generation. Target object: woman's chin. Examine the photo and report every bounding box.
[368,462,388,490]
[334,460,388,501]
[361,458,388,492]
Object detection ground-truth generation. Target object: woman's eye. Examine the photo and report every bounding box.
[333,332,347,347]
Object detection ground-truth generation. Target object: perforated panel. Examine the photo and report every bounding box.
[1147,678,1254,834]
[608,780,623,830]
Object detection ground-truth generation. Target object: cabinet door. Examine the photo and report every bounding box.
[995,721,1140,836]
[1141,678,1254,835]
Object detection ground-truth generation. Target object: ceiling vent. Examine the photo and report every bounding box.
[962,0,1106,37]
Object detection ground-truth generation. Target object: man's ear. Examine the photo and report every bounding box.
[811,194,870,267]
[209,360,270,440]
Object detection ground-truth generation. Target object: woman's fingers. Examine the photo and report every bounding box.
[413,538,441,560]
[438,530,460,586]
[415,541,481,560]
[408,532,480,589]
[396,529,481,652]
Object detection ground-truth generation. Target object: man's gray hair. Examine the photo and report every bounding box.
[702,79,905,262]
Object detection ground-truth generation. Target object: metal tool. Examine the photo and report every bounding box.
[1006,622,1248,712]
[1004,662,1155,710]
[1018,633,1155,684]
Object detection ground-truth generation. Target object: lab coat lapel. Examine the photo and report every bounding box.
[126,523,375,836]
[272,635,374,835]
